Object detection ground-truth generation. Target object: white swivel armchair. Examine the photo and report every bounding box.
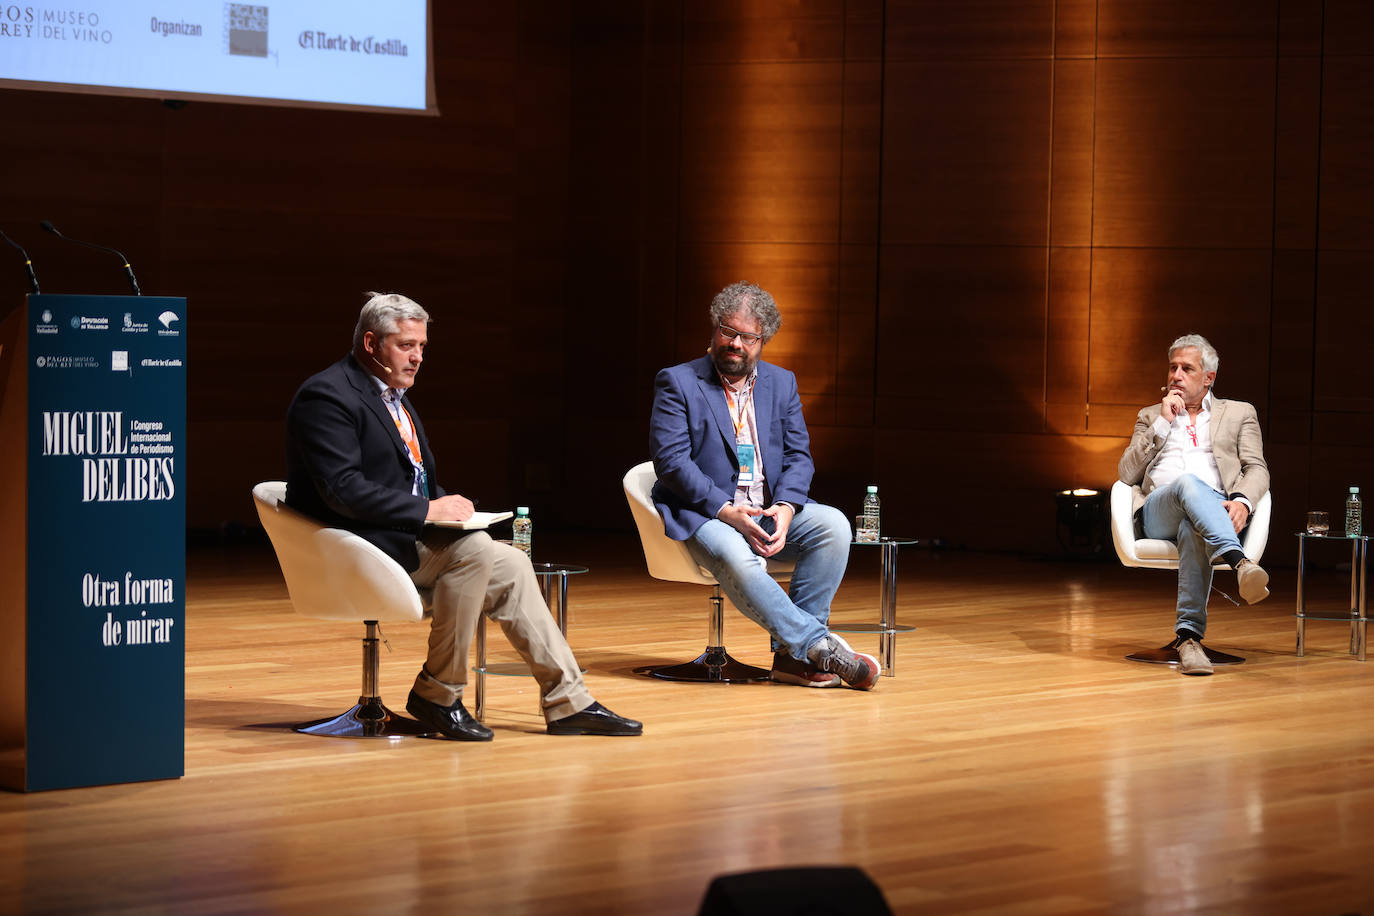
[252,481,431,737]
[622,461,792,682]
[1109,479,1272,665]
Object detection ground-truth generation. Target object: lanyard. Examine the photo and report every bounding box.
[385,393,424,467]
[721,375,756,439]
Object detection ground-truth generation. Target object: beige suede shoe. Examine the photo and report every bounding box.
[1236,558,1270,605]
[1177,638,1214,676]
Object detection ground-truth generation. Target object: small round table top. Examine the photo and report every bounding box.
[531,562,589,576]
[1294,532,1367,541]
[851,536,918,547]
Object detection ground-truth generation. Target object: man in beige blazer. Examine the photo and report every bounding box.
[1117,334,1271,675]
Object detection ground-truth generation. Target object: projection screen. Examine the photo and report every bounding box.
[0,2,436,114]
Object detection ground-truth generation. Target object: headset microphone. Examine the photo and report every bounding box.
[370,353,393,375]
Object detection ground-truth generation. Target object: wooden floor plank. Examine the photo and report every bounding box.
[2,534,1372,914]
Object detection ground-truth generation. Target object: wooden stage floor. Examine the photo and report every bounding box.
[3,533,1372,914]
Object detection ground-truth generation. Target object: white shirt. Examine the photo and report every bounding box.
[1149,391,1225,497]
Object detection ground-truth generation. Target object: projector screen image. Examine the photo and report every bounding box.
[0,1,435,114]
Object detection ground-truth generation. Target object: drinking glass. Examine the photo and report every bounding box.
[1306,511,1329,535]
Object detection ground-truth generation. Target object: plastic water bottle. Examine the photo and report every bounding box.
[513,506,532,558]
[1347,487,1362,537]
[862,485,880,540]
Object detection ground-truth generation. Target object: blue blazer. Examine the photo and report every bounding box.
[650,355,816,541]
[284,354,443,572]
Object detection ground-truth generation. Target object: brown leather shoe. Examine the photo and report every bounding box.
[770,651,841,688]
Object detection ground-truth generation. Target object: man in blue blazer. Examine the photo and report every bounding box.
[650,282,879,689]
[286,292,641,738]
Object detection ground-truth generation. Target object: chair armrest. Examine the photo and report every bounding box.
[1241,491,1272,562]
[1110,480,1140,565]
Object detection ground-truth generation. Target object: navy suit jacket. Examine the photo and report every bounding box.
[650,355,816,541]
[284,355,443,572]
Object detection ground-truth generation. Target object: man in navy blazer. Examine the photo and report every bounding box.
[650,282,879,689]
[286,292,641,738]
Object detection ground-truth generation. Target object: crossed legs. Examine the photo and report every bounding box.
[1141,474,1246,640]
[409,529,592,723]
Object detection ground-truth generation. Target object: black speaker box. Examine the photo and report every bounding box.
[697,866,892,916]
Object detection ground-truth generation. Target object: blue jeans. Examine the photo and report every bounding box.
[686,503,851,659]
[1141,474,1245,638]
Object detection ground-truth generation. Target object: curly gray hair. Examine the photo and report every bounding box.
[708,282,781,342]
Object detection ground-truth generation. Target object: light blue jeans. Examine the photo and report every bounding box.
[686,503,851,659]
[1141,473,1245,639]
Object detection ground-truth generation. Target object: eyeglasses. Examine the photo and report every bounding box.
[716,323,764,346]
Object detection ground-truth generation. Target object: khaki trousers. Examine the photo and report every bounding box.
[409,530,591,723]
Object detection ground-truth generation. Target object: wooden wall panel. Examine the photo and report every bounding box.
[1054,0,1098,58]
[1322,0,1374,56]
[1092,58,1276,249]
[877,244,1048,433]
[1046,247,1091,434]
[1279,0,1322,56]
[679,61,844,244]
[1313,251,1374,416]
[1274,57,1322,250]
[683,0,846,63]
[881,60,1052,246]
[835,243,878,421]
[843,0,886,60]
[1317,56,1374,252]
[839,60,884,245]
[885,0,1053,59]
[1267,441,1313,540]
[1086,248,1273,407]
[1096,0,1278,58]
[559,1,683,527]
[1267,249,1317,444]
[1050,59,1095,247]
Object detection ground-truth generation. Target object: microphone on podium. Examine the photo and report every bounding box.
[0,228,40,294]
[39,219,141,295]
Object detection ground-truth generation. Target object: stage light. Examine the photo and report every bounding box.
[1056,487,1109,556]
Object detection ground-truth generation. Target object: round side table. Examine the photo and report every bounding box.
[829,537,917,676]
[473,562,589,720]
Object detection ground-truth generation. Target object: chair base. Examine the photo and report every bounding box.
[294,695,432,738]
[634,646,771,682]
[1126,640,1245,666]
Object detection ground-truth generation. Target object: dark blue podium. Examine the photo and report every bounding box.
[1,294,186,791]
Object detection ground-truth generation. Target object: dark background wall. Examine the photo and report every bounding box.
[2,1,1369,552]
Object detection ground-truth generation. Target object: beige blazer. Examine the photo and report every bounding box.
[1117,396,1270,515]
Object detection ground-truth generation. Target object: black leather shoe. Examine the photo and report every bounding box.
[546,701,642,736]
[406,689,493,741]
